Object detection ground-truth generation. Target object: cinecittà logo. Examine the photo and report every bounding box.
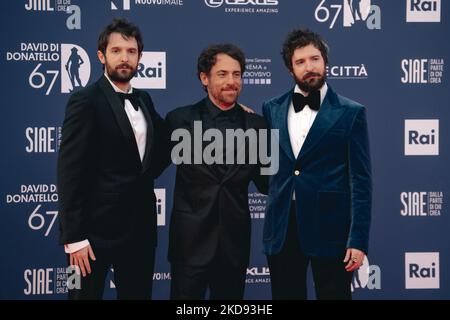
[243,58,272,85]
[248,192,266,219]
[326,63,368,80]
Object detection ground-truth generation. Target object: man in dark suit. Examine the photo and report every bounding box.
[263,29,372,299]
[166,44,269,300]
[57,18,166,299]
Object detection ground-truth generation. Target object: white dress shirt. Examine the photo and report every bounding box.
[289,83,328,200]
[64,73,148,254]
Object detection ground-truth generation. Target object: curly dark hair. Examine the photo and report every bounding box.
[197,43,246,81]
[97,18,144,55]
[281,28,329,71]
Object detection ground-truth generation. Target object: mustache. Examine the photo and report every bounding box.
[303,72,321,80]
[222,85,239,91]
[116,63,133,70]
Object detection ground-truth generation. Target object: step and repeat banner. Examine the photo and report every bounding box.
[1,0,449,299]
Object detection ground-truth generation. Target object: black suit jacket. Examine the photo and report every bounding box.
[57,75,167,249]
[165,99,268,268]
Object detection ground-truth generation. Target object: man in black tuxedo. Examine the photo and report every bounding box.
[57,18,167,299]
[166,44,269,299]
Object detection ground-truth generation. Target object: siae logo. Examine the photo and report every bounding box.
[131,52,166,89]
[315,0,381,29]
[25,0,53,11]
[401,192,428,216]
[401,58,444,84]
[400,191,443,217]
[406,0,440,22]
[24,268,54,295]
[401,59,428,83]
[25,126,61,153]
[405,252,439,289]
[25,0,82,30]
[404,120,439,156]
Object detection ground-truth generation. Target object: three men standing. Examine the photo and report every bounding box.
[58,19,371,301]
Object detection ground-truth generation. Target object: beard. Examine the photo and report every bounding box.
[219,86,240,105]
[105,60,138,83]
[208,84,241,109]
[294,71,326,93]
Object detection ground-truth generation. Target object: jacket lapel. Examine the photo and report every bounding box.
[296,86,346,161]
[97,76,142,168]
[273,90,296,162]
[138,94,154,173]
[188,99,221,182]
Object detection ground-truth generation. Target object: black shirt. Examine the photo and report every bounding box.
[201,97,245,175]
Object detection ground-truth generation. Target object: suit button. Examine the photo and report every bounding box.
[294,170,300,176]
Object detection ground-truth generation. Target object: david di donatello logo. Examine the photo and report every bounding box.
[314,0,381,29]
[6,42,91,95]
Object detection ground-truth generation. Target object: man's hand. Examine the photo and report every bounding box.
[343,248,365,272]
[240,104,255,114]
[69,245,96,277]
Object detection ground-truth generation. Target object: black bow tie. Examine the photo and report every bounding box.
[292,90,321,112]
[117,92,140,111]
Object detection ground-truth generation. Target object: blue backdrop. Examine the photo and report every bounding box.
[1,0,449,299]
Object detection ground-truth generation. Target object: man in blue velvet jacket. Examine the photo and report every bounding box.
[262,28,372,300]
